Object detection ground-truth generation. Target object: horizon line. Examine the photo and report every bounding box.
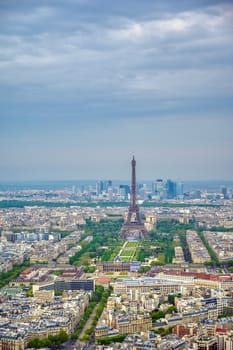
[0,179,233,183]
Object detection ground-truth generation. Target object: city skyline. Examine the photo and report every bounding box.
[1,0,233,181]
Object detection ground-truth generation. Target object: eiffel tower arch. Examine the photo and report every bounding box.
[120,156,147,240]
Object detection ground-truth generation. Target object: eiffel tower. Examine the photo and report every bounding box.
[120,156,147,240]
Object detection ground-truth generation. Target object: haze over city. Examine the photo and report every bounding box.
[0,0,233,181]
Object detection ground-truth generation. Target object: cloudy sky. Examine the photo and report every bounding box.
[0,0,233,181]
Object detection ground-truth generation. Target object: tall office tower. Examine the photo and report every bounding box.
[99,181,104,193]
[138,183,148,199]
[176,181,184,199]
[96,181,100,195]
[119,185,130,200]
[96,181,104,195]
[102,180,112,193]
[166,179,176,199]
[221,186,228,199]
[152,179,165,199]
[120,156,147,240]
[107,180,112,191]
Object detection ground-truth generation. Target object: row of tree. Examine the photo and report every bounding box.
[0,260,30,289]
[97,334,127,345]
[0,199,221,209]
[27,330,68,349]
[71,285,112,340]
[197,229,219,264]
[0,200,128,208]
[79,286,113,342]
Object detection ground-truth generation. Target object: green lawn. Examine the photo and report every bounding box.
[125,241,138,248]
[157,253,166,264]
[120,250,134,257]
[121,257,131,262]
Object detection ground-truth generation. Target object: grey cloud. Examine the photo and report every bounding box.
[1,0,233,181]
[0,1,233,120]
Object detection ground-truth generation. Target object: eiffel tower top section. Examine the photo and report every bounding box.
[130,156,137,208]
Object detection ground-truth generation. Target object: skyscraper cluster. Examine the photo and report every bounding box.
[152,179,184,200]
